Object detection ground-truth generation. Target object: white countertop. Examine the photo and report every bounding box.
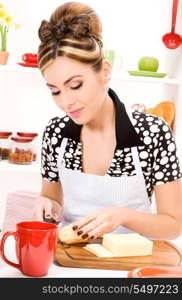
[0,234,182,278]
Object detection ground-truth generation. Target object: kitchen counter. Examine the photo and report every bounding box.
[0,234,182,278]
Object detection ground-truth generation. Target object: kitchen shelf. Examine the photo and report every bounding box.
[112,74,181,85]
[0,160,41,173]
[0,64,40,74]
[0,64,181,85]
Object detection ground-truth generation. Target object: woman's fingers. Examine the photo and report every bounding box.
[71,213,97,231]
[87,222,108,239]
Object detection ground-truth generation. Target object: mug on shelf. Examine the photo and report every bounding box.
[22,53,38,64]
[104,49,123,71]
[0,221,58,277]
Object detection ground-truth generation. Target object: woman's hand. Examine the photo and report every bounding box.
[71,206,125,239]
[32,195,62,222]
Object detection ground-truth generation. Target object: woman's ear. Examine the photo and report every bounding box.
[102,59,111,83]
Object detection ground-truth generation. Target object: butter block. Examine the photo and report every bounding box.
[83,244,114,258]
[102,233,153,257]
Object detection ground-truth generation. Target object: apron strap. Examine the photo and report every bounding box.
[131,146,143,176]
[126,108,144,177]
[57,137,68,170]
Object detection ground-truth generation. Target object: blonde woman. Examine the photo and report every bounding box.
[33,2,182,240]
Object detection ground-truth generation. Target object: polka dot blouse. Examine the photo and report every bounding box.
[41,88,182,201]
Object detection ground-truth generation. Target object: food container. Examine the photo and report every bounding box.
[0,131,12,159]
[9,137,34,165]
[128,266,182,278]
[17,132,38,161]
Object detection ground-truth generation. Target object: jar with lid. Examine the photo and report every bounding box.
[17,132,38,161]
[0,132,12,159]
[9,137,34,164]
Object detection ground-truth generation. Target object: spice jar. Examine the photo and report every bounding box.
[17,132,38,161]
[0,131,12,159]
[9,137,34,165]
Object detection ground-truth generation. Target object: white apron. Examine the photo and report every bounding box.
[57,114,151,234]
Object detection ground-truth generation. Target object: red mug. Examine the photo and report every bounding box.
[22,53,38,63]
[0,221,58,277]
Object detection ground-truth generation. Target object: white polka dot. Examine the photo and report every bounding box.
[55,127,61,133]
[155,172,164,180]
[165,132,171,139]
[172,170,178,176]
[59,122,65,128]
[48,172,57,178]
[65,152,72,158]
[64,117,69,122]
[146,117,154,121]
[161,150,167,157]
[144,136,152,145]
[168,142,175,152]
[141,161,147,167]
[163,125,169,132]
[143,130,149,136]
[154,149,158,157]
[170,155,175,162]
[160,156,169,165]
[140,151,149,159]
[150,125,159,133]
[55,147,60,154]
[172,163,177,169]
[125,157,131,162]
[51,137,58,145]
[155,181,164,185]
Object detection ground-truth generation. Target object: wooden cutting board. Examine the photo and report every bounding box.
[55,239,182,271]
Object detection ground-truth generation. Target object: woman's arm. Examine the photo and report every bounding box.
[72,179,182,240]
[32,179,63,221]
[122,178,182,239]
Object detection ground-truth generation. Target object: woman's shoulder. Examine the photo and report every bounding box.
[131,110,171,146]
[42,115,70,146]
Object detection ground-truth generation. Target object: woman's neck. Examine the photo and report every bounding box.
[84,94,115,134]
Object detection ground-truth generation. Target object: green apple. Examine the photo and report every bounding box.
[138,56,159,72]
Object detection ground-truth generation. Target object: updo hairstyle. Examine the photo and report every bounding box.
[38,2,104,73]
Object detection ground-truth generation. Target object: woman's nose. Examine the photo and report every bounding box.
[61,94,76,109]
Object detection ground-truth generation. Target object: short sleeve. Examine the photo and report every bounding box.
[152,120,182,186]
[41,117,65,182]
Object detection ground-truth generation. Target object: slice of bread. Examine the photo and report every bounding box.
[58,224,90,244]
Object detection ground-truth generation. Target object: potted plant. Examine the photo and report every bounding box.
[0,3,20,64]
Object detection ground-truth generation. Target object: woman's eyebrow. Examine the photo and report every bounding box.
[46,75,83,88]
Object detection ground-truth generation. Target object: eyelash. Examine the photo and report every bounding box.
[51,83,83,96]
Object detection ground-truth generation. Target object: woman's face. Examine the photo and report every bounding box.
[44,56,110,125]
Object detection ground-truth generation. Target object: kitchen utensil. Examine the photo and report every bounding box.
[55,239,182,271]
[128,265,182,278]
[0,221,58,277]
[128,71,167,78]
[104,49,123,71]
[162,0,182,49]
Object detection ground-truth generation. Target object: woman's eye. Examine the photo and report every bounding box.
[71,82,83,90]
[51,90,60,95]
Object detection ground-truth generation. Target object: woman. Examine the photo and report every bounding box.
[33,1,182,240]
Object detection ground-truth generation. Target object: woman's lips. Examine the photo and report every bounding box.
[69,108,83,118]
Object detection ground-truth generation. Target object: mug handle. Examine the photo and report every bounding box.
[0,231,21,271]
[113,55,123,71]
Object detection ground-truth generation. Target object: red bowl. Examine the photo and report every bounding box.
[17,132,38,138]
[0,131,12,138]
[128,266,182,278]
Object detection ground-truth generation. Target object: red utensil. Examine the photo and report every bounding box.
[162,0,182,49]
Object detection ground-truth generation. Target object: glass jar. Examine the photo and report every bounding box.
[17,132,38,161]
[9,137,34,165]
[0,132,12,159]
